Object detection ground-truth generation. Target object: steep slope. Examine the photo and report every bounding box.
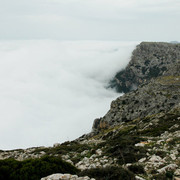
[93,72,180,131]
[109,42,180,93]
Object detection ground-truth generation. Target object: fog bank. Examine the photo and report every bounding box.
[0,40,137,150]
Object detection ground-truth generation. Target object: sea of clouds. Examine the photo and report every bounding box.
[0,40,138,150]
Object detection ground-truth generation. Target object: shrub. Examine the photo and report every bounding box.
[128,164,145,174]
[0,156,79,180]
[78,166,135,180]
[151,170,174,180]
[104,134,146,164]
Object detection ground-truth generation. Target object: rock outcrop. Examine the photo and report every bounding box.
[109,42,180,93]
[93,75,180,131]
[41,173,95,180]
[93,46,180,131]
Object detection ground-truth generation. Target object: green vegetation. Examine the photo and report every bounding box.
[149,66,160,77]
[33,141,91,156]
[151,171,174,180]
[128,164,145,174]
[94,124,147,165]
[104,134,146,164]
[139,113,180,137]
[0,156,79,180]
[71,150,93,164]
[78,166,135,180]
[157,76,180,85]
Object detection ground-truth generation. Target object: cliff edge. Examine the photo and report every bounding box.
[109,42,180,93]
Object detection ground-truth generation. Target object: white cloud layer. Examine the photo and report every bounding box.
[0,0,179,150]
[0,0,179,41]
[0,40,137,150]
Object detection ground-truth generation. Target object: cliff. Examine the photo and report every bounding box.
[109,42,180,93]
[93,66,180,131]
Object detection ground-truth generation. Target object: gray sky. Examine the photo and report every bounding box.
[0,0,180,41]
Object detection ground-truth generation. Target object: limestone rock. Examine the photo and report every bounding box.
[66,159,74,165]
[92,75,180,130]
[95,149,102,156]
[135,176,146,180]
[174,177,180,180]
[53,143,61,147]
[41,174,94,180]
[174,169,180,176]
[149,155,165,163]
[109,42,180,93]
[138,157,146,163]
[157,164,178,174]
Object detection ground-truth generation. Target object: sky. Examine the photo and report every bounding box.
[0,0,180,41]
[0,0,179,149]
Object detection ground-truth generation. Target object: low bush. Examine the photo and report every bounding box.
[104,134,146,164]
[139,113,180,137]
[32,141,92,156]
[128,164,145,174]
[78,166,135,180]
[0,156,79,180]
[151,171,174,180]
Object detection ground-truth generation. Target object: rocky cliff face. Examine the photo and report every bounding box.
[93,42,180,132]
[109,42,180,93]
[93,74,180,131]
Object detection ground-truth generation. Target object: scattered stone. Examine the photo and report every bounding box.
[66,159,74,165]
[157,164,178,174]
[41,173,94,180]
[81,150,89,156]
[170,154,176,160]
[149,155,165,163]
[174,169,180,176]
[174,177,180,180]
[95,149,102,156]
[62,154,70,160]
[135,176,146,180]
[138,157,146,163]
[53,143,61,147]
